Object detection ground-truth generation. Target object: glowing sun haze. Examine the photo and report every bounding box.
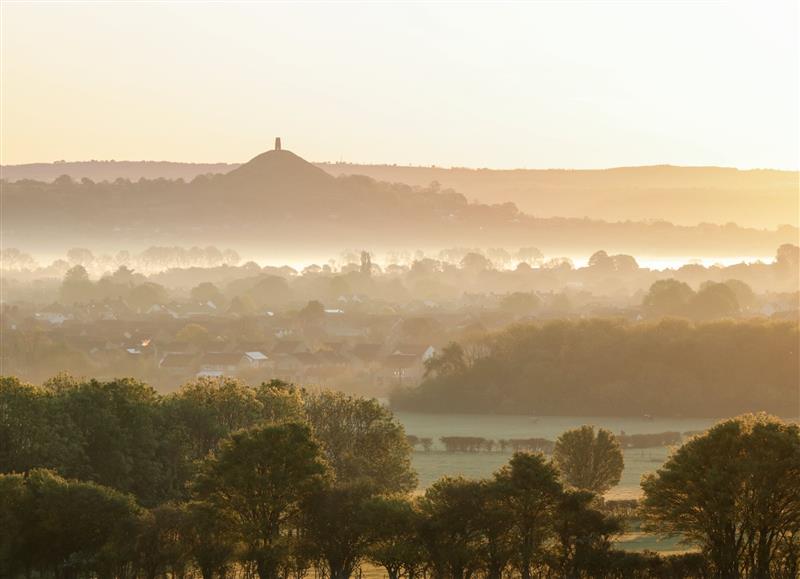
[1,1,798,169]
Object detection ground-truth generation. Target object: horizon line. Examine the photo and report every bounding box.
[2,154,798,174]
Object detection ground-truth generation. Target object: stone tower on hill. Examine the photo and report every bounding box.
[275,137,281,151]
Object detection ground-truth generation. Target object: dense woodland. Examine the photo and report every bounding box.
[391,318,799,417]
[3,159,797,229]
[2,150,796,257]
[1,376,798,578]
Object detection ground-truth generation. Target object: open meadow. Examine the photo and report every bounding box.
[396,411,716,497]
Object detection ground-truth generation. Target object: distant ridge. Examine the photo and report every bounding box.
[1,154,798,228]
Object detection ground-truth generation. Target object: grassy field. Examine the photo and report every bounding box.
[393,412,713,554]
[395,411,715,499]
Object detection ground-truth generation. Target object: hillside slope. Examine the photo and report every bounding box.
[3,160,796,228]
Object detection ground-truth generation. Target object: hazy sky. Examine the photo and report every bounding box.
[2,1,798,169]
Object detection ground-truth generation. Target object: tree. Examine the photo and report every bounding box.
[0,469,141,579]
[642,279,694,317]
[553,426,623,495]
[587,250,614,272]
[723,279,756,311]
[191,282,224,305]
[0,248,37,271]
[360,251,373,276]
[0,471,33,578]
[301,482,376,579]
[248,275,291,308]
[473,481,515,579]
[66,247,95,267]
[689,282,739,320]
[194,423,329,579]
[424,342,467,378]
[128,282,168,311]
[135,503,190,579]
[642,414,800,578]
[612,254,639,273]
[227,295,256,316]
[493,453,563,579]
[176,323,211,350]
[417,477,485,579]
[60,265,94,304]
[254,379,305,423]
[499,292,540,316]
[303,390,416,493]
[166,377,263,461]
[181,501,237,579]
[516,247,544,266]
[775,243,799,277]
[551,490,622,578]
[0,376,83,475]
[298,300,325,324]
[365,496,426,579]
[460,252,492,274]
[46,377,172,506]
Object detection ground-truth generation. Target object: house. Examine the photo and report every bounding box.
[380,344,438,385]
[199,352,246,374]
[243,351,271,369]
[159,353,196,376]
[381,354,423,384]
[35,312,72,325]
[392,343,437,362]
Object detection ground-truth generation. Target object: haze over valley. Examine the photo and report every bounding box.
[2,2,799,576]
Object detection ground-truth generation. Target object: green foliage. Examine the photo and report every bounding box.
[4,372,796,578]
[417,476,486,579]
[423,342,467,378]
[303,390,417,493]
[392,318,798,417]
[550,490,622,577]
[492,453,563,579]
[190,281,224,304]
[364,496,426,579]
[181,501,237,579]
[641,413,800,578]
[0,376,320,507]
[194,422,329,579]
[553,426,624,494]
[642,278,695,317]
[301,482,377,579]
[690,282,739,320]
[59,265,93,304]
[165,377,264,461]
[48,377,171,506]
[134,503,190,579]
[0,376,84,474]
[127,282,168,311]
[175,323,211,349]
[0,469,142,579]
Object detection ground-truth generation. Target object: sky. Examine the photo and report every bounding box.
[1,1,798,170]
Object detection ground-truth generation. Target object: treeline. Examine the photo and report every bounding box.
[2,376,799,578]
[1,246,242,274]
[0,375,638,578]
[5,244,800,305]
[414,433,684,453]
[437,436,554,454]
[3,152,798,258]
[0,375,413,507]
[391,318,799,417]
